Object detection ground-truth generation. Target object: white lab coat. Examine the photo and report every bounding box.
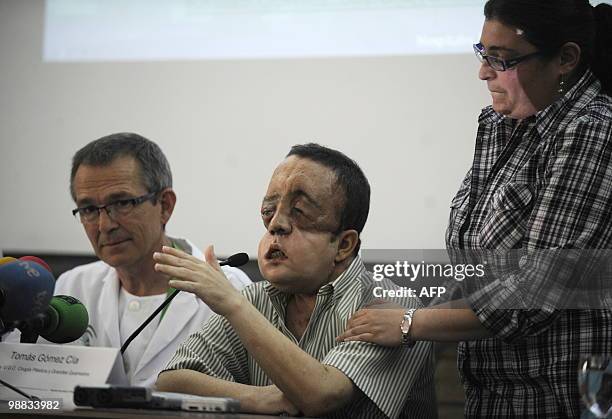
[51,240,251,387]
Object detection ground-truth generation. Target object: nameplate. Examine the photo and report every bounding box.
[0,342,124,409]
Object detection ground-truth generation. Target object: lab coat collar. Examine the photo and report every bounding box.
[99,269,121,349]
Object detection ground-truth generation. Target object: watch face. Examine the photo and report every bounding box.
[401,316,410,333]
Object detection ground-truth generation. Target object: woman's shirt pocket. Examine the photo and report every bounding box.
[479,182,534,249]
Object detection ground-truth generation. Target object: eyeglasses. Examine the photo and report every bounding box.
[72,191,158,224]
[473,43,543,71]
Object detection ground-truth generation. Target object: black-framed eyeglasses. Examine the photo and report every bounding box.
[473,42,543,71]
[72,191,159,224]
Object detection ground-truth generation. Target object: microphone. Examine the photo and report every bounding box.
[0,257,18,266]
[19,256,53,274]
[221,253,249,268]
[120,252,249,354]
[0,260,55,332]
[18,295,89,344]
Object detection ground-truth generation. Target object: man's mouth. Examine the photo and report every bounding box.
[102,238,130,247]
[265,245,287,260]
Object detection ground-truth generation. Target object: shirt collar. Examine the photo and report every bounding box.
[533,69,599,139]
[318,256,366,302]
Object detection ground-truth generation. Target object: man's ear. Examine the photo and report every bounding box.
[558,42,581,76]
[335,229,360,263]
[158,188,177,226]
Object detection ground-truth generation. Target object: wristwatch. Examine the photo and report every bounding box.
[400,308,417,347]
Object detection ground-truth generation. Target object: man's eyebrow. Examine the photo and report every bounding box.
[262,194,279,205]
[261,191,322,209]
[104,192,136,201]
[76,191,133,206]
[76,198,95,207]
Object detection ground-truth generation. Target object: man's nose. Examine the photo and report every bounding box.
[97,208,119,233]
[268,210,291,235]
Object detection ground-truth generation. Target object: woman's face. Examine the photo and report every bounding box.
[478,19,560,119]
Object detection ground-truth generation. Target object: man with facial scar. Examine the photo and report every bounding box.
[155,144,436,418]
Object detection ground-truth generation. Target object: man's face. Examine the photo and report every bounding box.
[73,156,167,270]
[257,156,345,294]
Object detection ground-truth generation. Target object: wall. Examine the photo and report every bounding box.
[0,0,490,257]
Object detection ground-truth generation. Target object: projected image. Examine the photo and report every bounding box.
[44,0,486,61]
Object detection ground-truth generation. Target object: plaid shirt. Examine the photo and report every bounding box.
[446,70,612,418]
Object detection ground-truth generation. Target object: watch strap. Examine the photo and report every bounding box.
[401,308,417,347]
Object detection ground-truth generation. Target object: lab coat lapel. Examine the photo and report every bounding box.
[99,270,121,348]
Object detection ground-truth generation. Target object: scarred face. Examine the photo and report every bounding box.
[257,156,345,294]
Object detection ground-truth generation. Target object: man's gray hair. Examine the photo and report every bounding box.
[70,132,172,200]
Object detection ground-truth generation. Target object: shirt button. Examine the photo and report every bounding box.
[128,300,141,312]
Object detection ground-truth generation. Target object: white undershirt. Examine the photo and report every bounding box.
[118,287,166,383]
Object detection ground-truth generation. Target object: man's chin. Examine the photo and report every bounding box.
[261,271,322,295]
[100,255,130,268]
[260,267,287,282]
[98,248,135,268]
[260,267,298,290]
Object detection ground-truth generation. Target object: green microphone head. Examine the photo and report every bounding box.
[41,295,89,344]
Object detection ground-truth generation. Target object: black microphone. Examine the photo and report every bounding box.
[120,252,249,354]
[222,252,249,268]
[18,295,89,344]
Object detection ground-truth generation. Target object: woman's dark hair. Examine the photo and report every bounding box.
[484,0,612,94]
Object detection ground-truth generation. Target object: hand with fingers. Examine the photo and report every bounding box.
[153,245,246,316]
[336,300,407,347]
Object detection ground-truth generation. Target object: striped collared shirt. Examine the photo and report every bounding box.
[164,256,436,418]
[446,69,612,418]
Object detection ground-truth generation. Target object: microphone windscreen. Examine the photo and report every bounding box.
[41,295,89,344]
[223,252,249,268]
[19,256,52,273]
[0,260,55,322]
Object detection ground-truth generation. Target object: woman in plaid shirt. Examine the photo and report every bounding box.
[338,0,612,417]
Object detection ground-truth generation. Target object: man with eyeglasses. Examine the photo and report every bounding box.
[56,133,251,386]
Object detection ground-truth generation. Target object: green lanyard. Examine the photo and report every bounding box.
[159,241,179,321]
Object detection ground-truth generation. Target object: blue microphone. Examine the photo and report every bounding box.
[0,260,55,330]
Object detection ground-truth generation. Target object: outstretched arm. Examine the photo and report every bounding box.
[337,299,491,345]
